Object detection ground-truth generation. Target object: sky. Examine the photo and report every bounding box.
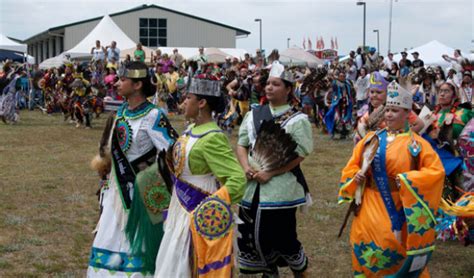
[0,0,472,56]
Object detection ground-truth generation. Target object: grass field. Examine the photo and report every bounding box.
[0,110,472,277]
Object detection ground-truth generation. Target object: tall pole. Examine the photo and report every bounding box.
[363,3,366,51]
[388,0,393,54]
[255,19,262,52]
[287,38,290,48]
[373,30,380,53]
[357,2,366,51]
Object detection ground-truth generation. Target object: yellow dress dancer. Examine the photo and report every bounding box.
[338,81,445,277]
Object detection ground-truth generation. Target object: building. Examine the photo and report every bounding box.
[23,4,250,63]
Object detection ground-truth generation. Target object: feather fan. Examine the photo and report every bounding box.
[367,105,385,131]
[355,136,379,205]
[249,120,298,172]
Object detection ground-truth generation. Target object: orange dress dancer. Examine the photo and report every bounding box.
[338,81,445,277]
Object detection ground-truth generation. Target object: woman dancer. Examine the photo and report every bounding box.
[236,61,313,277]
[338,81,445,277]
[154,76,246,277]
[88,61,177,277]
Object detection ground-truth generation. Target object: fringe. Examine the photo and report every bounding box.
[300,193,313,214]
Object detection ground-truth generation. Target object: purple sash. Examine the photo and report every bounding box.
[173,175,209,212]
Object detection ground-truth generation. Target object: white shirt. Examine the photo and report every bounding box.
[355,54,363,70]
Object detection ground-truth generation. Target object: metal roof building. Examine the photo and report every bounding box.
[23,4,250,63]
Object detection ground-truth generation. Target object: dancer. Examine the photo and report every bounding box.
[154,76,246,277]
[324,69,353,139]
[354,72,424,144]
[88,61,177,277]
[0,67,22,124]
[338,81,445,277]
[236,61,313,277]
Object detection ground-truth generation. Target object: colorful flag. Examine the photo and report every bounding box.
[335,37,339,49]
[303,37,306,49]
[331,37,335,50]
[321,37,325,49]
[308,37,312,50]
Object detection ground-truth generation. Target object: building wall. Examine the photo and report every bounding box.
[62,7,236,50]
[64,20,101,50]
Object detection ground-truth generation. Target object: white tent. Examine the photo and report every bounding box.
[189,47,232,64]
[392,40,468,69]
[278,47,324,68]
[158,47,198,59]
[39,54,70,69]
[0,33,27,53]
[65,15,136,58]
[221,48,248,59]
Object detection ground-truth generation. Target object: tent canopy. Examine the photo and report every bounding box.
[39,54,70,69]
[278,47,324,68]
[392,40,468,69]
[0,49,34,63]
[0,34,27,53]
[189,47,233,64]
[65,15,137,58]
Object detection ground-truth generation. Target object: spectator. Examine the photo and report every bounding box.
[122,54,132,68]
[355,47,364,70]
[106,57,118,70]
[170,48,184,69]
[345,59,357,82]
[354,67,369,109]
[134,43,146,62]
[383,52,395,70]
[90,40,106,62]
[160,54,174,74]
[411,52,424,69]
[244,53,255,71]
[459,71,473,108]
[106,41,120,63]
[222,56,232,70]
[399,59,410,78]
[194,46,208,71]
[152,49,162,64]
[388,62,399,82]
[399,51,412,68]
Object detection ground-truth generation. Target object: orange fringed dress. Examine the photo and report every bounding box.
[338,129,445,277]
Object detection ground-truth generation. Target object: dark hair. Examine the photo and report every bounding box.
[196,95,226,114]
[282,79,295,102]
[436,66,446,80]
[127,61,154,97]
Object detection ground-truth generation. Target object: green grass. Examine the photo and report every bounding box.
[0,111,472,277]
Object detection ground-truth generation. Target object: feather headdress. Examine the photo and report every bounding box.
[249,120,298,172]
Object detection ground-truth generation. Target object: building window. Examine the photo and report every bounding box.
[139,18,167,47]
